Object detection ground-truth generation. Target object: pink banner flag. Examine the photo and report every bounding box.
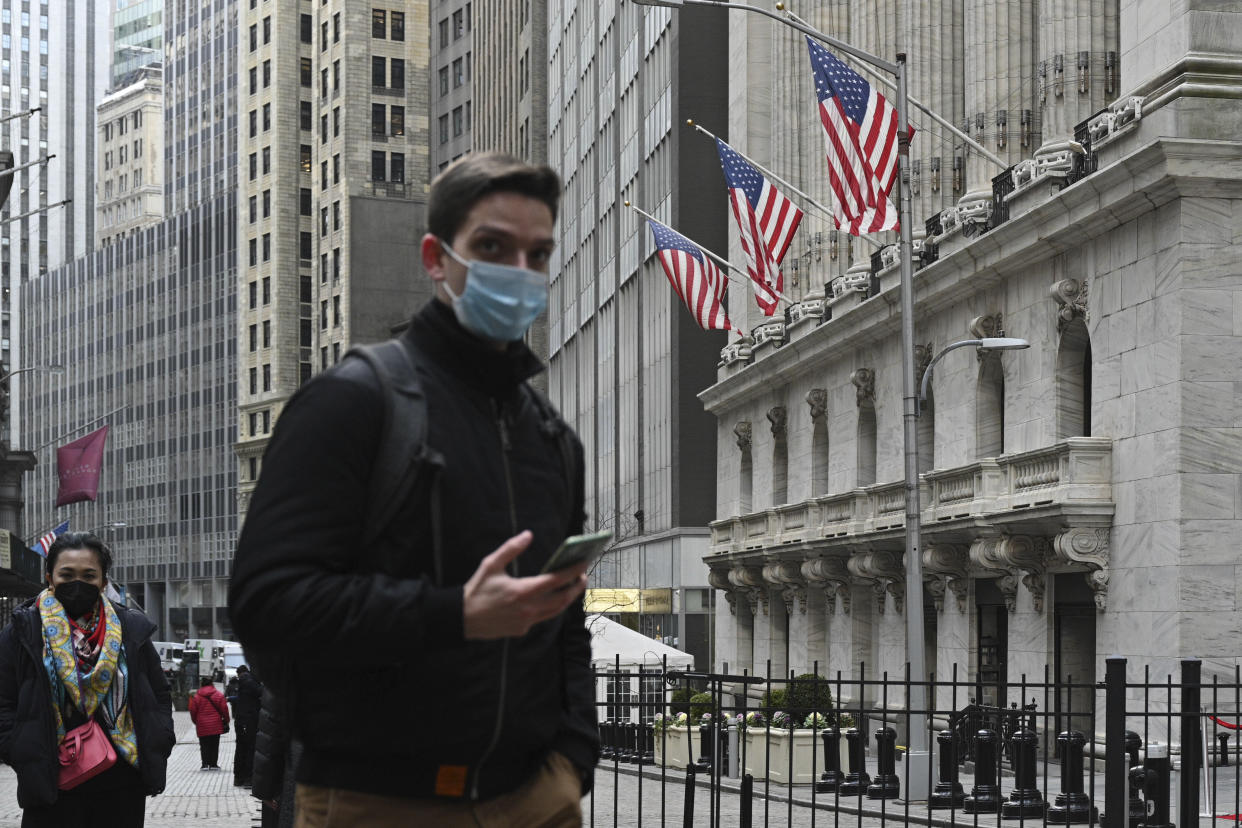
[56,426,110,507]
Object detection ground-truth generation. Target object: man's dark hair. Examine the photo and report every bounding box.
[201,677,215,688]
[236,665,249,674]
[45,532,113,578]
[427,151,561,243]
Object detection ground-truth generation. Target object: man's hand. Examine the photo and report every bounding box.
[463,530,589,640]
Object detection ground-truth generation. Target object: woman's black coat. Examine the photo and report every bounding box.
[0,597,177,808]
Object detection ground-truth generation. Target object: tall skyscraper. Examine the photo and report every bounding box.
[109,0,161,89]
[233,0,431,515]
[19,0,239,640]
[545,3,730,670]
[429,0,472,173]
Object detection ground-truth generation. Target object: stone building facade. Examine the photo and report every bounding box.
[701,0,1242,729]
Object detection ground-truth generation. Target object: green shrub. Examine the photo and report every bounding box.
[786,673,834,722]
[669,687,694,717]
[760,687,787,711]
[688,692,714,723]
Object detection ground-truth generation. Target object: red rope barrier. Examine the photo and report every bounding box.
[1209,714,1242,730]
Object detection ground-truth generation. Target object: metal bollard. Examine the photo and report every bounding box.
[930,729,966,809]
[963,728,1003,814]
[1219,733,1231,767]
[1002,726,1048,819]
[693,722,713,772]
[1125,730,1144,828]
[815,727,846,793]
[1048,730,1098,824]
[739,772,753,828]
[600,720,614,761]
[867,727,901,799]
[682,764,696,828]
[1133,743,1174,828]
[728,721,740,778]
[838,728,872,796]
[639,722,654,766]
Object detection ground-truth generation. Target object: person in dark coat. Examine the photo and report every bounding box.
[227,664,262,786]
[188,677,229,770]
[251,686,301,828]
[0,531,176,828]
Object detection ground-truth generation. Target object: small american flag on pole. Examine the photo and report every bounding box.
[31,520,69,558]
[806,36,911,235]
[716,138,803,316]
[647,219,734,331]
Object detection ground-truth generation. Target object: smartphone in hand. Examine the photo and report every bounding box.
[540,529,614,574]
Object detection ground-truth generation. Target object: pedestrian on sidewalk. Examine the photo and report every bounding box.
[188,677,229,770]
[0,531,176,827]
[228,664,262,786]
[230,153,598,828]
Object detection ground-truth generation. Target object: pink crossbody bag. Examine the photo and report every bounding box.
[57,719,117,790]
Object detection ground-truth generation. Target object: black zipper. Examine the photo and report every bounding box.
[471,400,519,800]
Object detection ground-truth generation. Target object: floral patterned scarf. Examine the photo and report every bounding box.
[38,588,139,768]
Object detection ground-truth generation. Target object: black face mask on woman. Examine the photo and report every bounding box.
[55,580,102,619]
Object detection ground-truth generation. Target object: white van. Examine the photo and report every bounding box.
[153,641,184,677]
[222,643,247,685]
[184,638,238,683]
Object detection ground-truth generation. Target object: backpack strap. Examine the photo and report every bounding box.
[343,339,436,549]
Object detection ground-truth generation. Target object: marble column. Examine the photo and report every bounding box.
[960,0,1039,214]
[1036,0,1119,155]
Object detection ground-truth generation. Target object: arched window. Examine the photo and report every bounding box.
[769,406,788,506]
[857,402,877,486]
[736,422,753,513]
[1056,318,1091,438]
[918,386,935,473]
[976,355,1005,457]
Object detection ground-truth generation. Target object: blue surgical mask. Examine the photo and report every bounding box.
[439,240,549,343]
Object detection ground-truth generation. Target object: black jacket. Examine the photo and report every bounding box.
[230,300,598,802]
[0,598,176,808]
[231,672,263,727]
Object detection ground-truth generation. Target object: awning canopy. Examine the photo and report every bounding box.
[587,614,694,671]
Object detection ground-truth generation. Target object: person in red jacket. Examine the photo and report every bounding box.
[188,677,230,770]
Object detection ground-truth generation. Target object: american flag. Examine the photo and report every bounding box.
[716,138,803,316]
[647,219,733,331]
[31,520,69,558]
[806,36,912,235]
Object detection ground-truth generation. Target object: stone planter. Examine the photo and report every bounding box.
[653,726,692,769]
[766,729,819,784]
[742,730,770,780]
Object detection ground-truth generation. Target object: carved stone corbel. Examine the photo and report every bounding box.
[1053,527,1110,612]
[970,535,1019,613]
[728,564,766,616]
[734,421,752,451]
[969,315,1004,361]
[802,556,851,615]
[996,572,1020,614]
[998,534,1052,613]
[708,566,738,615]
[762,560,806,615]
[850,368,875,407]
[914,343,934,391]
[806,389,828,422]
[923,544,969,614]
[767,406,787,437]
[1049,278,1089,332]
[847,550,904,614]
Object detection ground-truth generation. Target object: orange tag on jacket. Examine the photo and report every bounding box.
[435,765,468,797]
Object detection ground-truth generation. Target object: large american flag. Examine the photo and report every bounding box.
[716,138,803,316]
[647,219,733,331]
[806,36,911,235]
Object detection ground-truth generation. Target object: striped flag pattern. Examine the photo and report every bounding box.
[31,520,70,558]
[806,36,912,235]
[716,138,804,316]
[647,219,733,331]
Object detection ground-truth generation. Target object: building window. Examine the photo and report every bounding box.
[371,150,386,181]
[262,146,271,174]
[452,106,463,137]
[372,104,385,136]
[320,114,328,144]
[263,59,271,87]
[438,18,448,48]
[249,66,257,95]
[249,367,258,395]
[321,160,328,190]
[438,114,448,144]
[262,234,271,263]
[301,57,312,87]
[452,9,463,38]
[263,277,272,304]
[333,12,340,42]
[320,252,329,283]
[263,321,271,348]
[300,145,312,173]
[250,24,258,51]
[372,56,385,87]
[390,106,404,137]
[249,152,258,180]
[263,102,271,131]
[333,154,340,183]
[249,195,257,224]
[248,109,257,138]
[391,58,405,90]
[320,21,328,51]
[248,238,257,267]
[857,402,877,486]
[301,230,313,260]
[263,16,271,43]
[263,190,271,218]
[320,300,328,329]
[333,107,340,137]
[333,248,341,280]
[391,152,404,184]
[262,363,271,392]
[372,8,386,38]
[301,188,312,214]
[300,101,310,131]
[249,325,258,352]
[249,281,258,309]
[1056,318,1092,439]
[320,207,328,237]
[391,11,404,40]
[333,295,341,327]
[300,14,312,43]
[438,67,449,97]
[321,68,328,98]
[333,201,341,230]
[977,355,1006,457]
[333,60,340,92]
[453,58,463,88]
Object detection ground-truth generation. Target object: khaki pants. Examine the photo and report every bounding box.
[293,752,583,828]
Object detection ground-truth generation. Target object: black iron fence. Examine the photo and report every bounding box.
[585,656,1242,828]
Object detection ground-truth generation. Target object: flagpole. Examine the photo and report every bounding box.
[622,201,794,305]
[779,5,1006,170]
[686,120,882,251]
[34,405,127,453]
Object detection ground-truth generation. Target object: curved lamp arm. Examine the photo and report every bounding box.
[917,338,1028,416]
